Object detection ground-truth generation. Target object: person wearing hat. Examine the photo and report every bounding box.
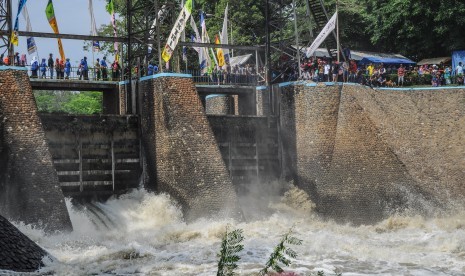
[48,53,54,79]
[64,58,71,79]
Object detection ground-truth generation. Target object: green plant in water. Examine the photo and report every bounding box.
[217,227,244,276]
[258,227,302,276]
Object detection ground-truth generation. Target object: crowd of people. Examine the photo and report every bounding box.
[3,51,465,87]
[293,57,465,87]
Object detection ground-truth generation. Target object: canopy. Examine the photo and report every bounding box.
[417,57,451,65]
[229,54,253,67]
[358,57,416,65]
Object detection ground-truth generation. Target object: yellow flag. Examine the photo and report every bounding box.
[215,35,225,67]
[10,31,18,46]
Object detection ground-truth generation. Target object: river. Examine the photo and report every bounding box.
[4,188,465,275]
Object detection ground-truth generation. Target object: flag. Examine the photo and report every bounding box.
[182,46,187,62]
[89,0,100,51]
[106,0,118,54]
[162,0,193,62]
[11,0,28,46]
[22,5,37,54]
[220,4,230,63]
[215,34,225,67]
[45,0,65,60]
[148,5,167,53]
[306,12,337,58]
[200,12,212,73]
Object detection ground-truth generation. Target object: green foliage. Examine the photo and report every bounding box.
[258,227,302,276]
[34,91,102,115]
[217,227,245,276]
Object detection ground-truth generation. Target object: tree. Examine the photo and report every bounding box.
[362,0,465,60]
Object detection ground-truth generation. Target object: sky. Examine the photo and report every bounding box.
[12,0,117,67]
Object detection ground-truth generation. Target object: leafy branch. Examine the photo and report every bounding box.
[258,227,302,276]
[217,227,245,276]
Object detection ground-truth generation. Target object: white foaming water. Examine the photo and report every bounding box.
[8,188,465,276]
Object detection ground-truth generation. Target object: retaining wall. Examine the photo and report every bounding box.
[139,74,240,220]
[280,83,465,223]
[0,214,48,272]
[0,68,72,232]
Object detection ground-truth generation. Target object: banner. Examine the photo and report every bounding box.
[106,0,118,54]
[220,4,230,63]
[200,12,212,73]
[162,0,193,62]
[45,0,65,60]
[148,5,167,54]
[305,11,337,58]
[11,0,28,46]
[89,0,100,51]
[215,34,225,67]
[22,5,37,54]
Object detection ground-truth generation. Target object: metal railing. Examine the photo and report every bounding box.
[25,65,123,82]
[180,69,265,86]
[20,65,265,86]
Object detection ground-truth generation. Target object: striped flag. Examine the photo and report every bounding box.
[45,0,65,60]
[162,0,193,62]
[11,0,28,46]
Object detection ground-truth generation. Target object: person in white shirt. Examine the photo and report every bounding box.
[455,62,464,76]
[324,62,331,81]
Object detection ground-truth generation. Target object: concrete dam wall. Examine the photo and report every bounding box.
[139,74,241,220]
[280,83,465,223]
[0,68,72,232]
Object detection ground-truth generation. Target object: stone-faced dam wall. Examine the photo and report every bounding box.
[0,214,48,272]
[139,74,240,220]
[0,68,72,232]
[280,83,465,223]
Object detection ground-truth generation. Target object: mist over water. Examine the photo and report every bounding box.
[6,187,465,276]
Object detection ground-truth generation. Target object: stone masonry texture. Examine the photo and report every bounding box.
[280,83,465,224]
[0,69,72,232]
[205,95,235,115]
[0,214,48,272]
[140,76,240,220]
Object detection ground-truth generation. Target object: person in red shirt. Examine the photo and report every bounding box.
[349,59,357,82]
[397,64,405,87]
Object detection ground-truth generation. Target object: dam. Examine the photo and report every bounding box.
[1,67,465,274]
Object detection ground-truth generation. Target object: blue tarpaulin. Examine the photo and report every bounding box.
[452,50,465,76]
[358,57,416,65]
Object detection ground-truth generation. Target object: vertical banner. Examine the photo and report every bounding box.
[305,12,337,58]
[215,34,225,67]
[11,0,28,46]
[89,0,100,51]
[200,12,212,73]
[162,0,193,62]
[22,5,37,54]
[220,4,230,63]
[45,0,65,60]
[106,0,118,58]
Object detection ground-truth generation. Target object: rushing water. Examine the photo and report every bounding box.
[4,188,465,276]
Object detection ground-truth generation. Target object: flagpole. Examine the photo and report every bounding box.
[336,0,340,63]
[292,0,301,79]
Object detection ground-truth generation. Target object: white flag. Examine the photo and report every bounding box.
[88,0,100,51]
[162,0,193,62]
[306,12,337,58]
[148,5,167,54]
[220,4,230,63]
[22,5,37,55]
[200,12,212,73]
